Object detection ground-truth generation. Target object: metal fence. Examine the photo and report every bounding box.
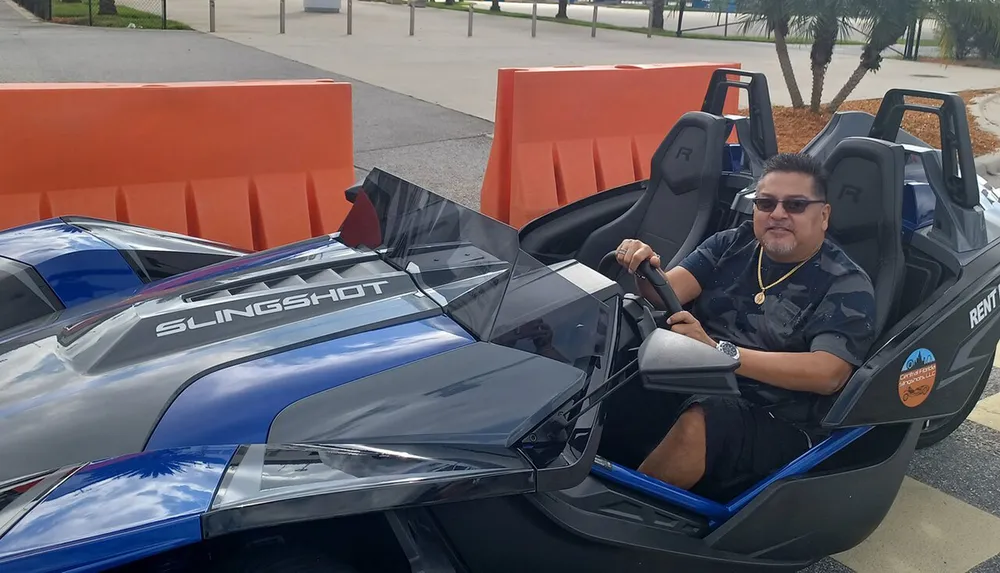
[15,0,171,29]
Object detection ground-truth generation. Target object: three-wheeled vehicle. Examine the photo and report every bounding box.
[0,69,998,573]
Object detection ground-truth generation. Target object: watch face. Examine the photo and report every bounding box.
[718,341,738,358]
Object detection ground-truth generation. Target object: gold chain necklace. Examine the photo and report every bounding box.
[754,243,820,305]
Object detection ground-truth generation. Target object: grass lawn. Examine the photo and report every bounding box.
[50,0,190,28]
[427,0,937,47]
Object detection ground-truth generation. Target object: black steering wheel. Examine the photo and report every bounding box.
[598,250,683,316]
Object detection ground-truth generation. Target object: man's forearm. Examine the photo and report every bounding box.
[734,347,853,395]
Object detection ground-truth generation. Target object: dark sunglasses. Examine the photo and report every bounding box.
[752,197,825,214]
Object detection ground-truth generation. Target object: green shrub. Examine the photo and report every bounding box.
[932,0,1000,60]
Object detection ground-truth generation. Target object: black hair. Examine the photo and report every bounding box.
[760,152,828,201]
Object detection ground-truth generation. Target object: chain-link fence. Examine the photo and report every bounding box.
[16,0,182,29]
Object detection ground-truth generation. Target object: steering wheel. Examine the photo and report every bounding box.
[598,250,684,316]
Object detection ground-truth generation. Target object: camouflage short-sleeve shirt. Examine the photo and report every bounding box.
[678,220,877,389]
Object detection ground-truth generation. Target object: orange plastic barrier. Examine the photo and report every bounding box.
[481,62,741,229]
[0,80,355,251]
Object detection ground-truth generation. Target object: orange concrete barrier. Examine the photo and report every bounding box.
[480,63,741,229]
[0,80,355,251]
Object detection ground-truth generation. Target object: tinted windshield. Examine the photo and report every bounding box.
[339,168,611,378]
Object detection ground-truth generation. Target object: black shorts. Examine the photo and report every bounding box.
[680,395,815,493]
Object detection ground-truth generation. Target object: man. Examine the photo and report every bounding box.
[614,152,877,494]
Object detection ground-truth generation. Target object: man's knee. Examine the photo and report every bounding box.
[637,403,707,484]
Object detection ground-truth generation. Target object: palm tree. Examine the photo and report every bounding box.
[805,0,858,112]
[733,0,806,108]
[557,0,568,18]
[826,0,921,112]
[930,0,1000,60]
[655,0,667,28]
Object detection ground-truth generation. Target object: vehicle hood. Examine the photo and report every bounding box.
[0,235,457,483]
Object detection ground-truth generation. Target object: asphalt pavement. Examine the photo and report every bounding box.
[3,1,1000,571]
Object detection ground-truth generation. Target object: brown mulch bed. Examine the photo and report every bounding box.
[740,88,1000,156]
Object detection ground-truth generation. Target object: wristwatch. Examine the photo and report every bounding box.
[716,340,740,360]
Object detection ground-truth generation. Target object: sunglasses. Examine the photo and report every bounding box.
[752,197,825,214]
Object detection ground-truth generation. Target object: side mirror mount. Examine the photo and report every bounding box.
[344,182,363,204]
[638,328,741,395]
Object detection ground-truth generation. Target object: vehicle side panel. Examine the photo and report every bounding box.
[704,422,918,561]
[145,316,475,450]
[0,446,236,571]
[824,244,1000,427]
[201,443,537,539]
[430,494,810,573]
[267,341,588,448]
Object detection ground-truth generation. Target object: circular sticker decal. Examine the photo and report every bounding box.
[899,348,937,407]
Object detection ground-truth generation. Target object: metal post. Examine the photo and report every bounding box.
[209,0,215,32]
[467,4,473,36]
[591,4,597,37]
[409,0,414,35]
[347,0,352,34]
[646,3,652,37]
[675,0,684,36]
[161,0,166,29]
[531,1,536,37]
[280,0,285,33]
[723,9,728,37]
[914,18,923,60]
[88,0,92,25]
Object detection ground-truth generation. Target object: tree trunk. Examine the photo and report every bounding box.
[98,0,116,14]
[773,27,805,108]
[556,0,567,18]
[651,0,663,29]
[810,65,827,114]
[827,63,867,113]
[490,0,500,10]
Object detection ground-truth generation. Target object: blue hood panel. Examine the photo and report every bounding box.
[0,445,237,572]
[0,240,446,485]
[145,316,475,451]
[0,220,143,308]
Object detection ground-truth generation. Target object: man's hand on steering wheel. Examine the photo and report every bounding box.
[615,239,661,275]
[615,239,715,348]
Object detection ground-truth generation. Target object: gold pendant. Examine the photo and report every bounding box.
[754,291,766,305]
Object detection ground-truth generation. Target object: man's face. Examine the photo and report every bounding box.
[752,170,831,262]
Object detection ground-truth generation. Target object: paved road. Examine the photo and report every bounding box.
[3,2,1000,571]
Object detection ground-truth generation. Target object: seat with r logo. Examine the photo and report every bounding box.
[823,136,906,339]
[575,111,730,291]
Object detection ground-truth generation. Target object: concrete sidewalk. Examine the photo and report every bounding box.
[163,0,998,121]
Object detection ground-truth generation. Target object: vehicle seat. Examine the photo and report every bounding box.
[574,111,730,292]
[823,136,906,338]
